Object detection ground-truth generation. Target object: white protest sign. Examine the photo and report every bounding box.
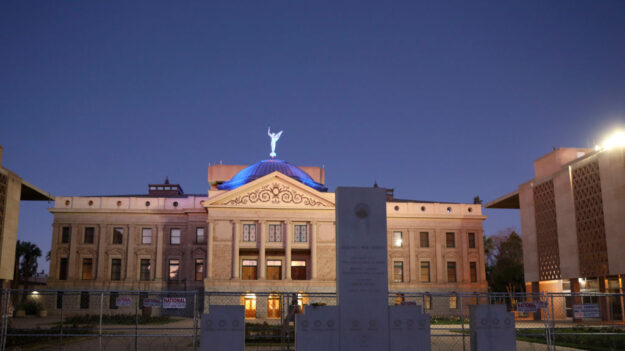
[163,297,186,309]
[116,297,132,307]
[143,298,161,307]
[516,302,537,313]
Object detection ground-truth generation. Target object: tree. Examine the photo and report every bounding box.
[13,240,42,284]
[485,228,524,294]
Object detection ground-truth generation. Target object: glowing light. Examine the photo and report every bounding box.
[598,131,625,150]
[394,238,403,247]
[32,290,39,295]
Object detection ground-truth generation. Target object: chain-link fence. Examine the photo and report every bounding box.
[1,289,625,351]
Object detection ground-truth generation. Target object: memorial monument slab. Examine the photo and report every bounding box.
[469,304,516,351]
[296,305,339,351]
[201,305,244,351]
[389,305,431,351]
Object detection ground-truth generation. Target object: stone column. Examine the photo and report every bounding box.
[207,221,214,279]
[311,222,318,280]
[409,229,417,282]
[49,224,60,280]
[68,224,80,279]
[461,230,469,283]
[155,224,165,281]
[436,230,444,283]
[259,221,266,280]
[478,231,487,281]
[232,220,240,280]
[95,224,105,280]
[125,224,135,281]
[285,221,292,280]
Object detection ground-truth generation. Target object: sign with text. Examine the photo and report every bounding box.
[115,297,132,307]
[163,297,186,309]
[535,301,548,309]
[516,302,537,313]
[143,298,161,308]
[573,304,600,319]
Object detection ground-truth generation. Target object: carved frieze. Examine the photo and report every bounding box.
[223,183,329,207]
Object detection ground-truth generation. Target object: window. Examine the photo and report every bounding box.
[470,262,478,282]
[242,224,256,242]
[56,291,63,309]
[268,224,282,242]
[449,294,457,309]
[291,260,307,280]
[61,226,71,243]
[267,260,282,280]
[82,258,93,280]
[113,227,123,244]
[196,227,206,244]
[420,232,429,248]
[468,232,476,249]
[243,293,256,319]
[267,294,281,319]
[168,259,180,280]
[420,261,430,282]
[109,292,119,310]
[447,262,457,282]
[392,231,403,248]
[111,259,122,281]
[195,259,204,281]
[140,259,151,281]
[141,228,152,244]
[446,232,455,248]
[294,224,308,242]
[84,227,94,244]
[393,261,404,283]
[59,258,68,280]
[80,291,90,309]
[242,260,258,280]
[170,229,181,245]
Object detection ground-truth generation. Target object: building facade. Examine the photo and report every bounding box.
[487,147,625,320]
[47,158,487,318]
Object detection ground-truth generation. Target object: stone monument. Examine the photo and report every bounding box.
[469,304,516,351]
[389,304,431,351]
[201,305,245,351]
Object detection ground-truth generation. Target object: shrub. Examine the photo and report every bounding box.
[22,300,44,315]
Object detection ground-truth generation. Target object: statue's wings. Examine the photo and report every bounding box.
[276,131,283,138]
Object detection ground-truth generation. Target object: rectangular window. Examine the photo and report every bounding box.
[61,226,71,244]
[470,262,478,282]
[84,227,94,244]
[113,227,123,244]
[168,259,180,280]
[56,291,63,309]
[244,294,256,319]
[392,231,403,248]
[267,295,281,319]
[82,258,93,280]
[195,259,204,281]
[196,227,206,244]
[294,224,308,242]
[242,224,256,242]
[111,259,121,281]
[420,261,430,282]
[468,232,476,249]
[420,232,429,248]
[109,292,119,310]
[267,260,282,280]
[141,228,152,244]
[393,261,404,283]
[449,295,457,309]
[59,258,68,280]
[242,260,258,280]
[268,224,282,242]
[291,260,307,280]
[446,232,455,248]
[447,262,457,282]
[170,229,181,245]
[140,259,151,281]
[80,291,90,309]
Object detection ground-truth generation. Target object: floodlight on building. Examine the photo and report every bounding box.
[598,131,625,151]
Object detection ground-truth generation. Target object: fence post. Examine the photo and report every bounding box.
[59,291,64,351]
[135,292,139,351]
[0,288,7,351]
[550,293,556,351]
[459,294,466,351]
[193,290,198,351]
[99,292,104,351]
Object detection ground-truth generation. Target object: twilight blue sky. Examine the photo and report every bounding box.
[1,1,624,272]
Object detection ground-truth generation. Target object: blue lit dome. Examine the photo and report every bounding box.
[218,159,328,192]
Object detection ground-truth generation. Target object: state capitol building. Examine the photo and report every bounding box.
[46,140,487,319]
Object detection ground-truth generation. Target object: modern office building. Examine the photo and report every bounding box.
[487,144,625,320]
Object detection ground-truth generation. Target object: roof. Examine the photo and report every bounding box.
[485,190,520,209]
[217,159,328,192]
[20,179,54,201]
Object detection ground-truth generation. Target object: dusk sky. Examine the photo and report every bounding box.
[2,1,624,272]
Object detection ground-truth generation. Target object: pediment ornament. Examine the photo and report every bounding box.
[224,182,328,207]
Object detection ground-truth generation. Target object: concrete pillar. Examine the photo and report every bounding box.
[285,221,292,280]
[461,230,469,283]
[311,222,318,280]
[408,229,417,282]
[259,221,266,280]
[95,224,105,280]
[232,220,240,279]
[125,224,135,280]
[207,221,214,279]
[478,231,487,282]
[155,224,164,280]
[599,277,610,322]
[68,224,80,279]
[436,230,444,283]
[571,279,582,322]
